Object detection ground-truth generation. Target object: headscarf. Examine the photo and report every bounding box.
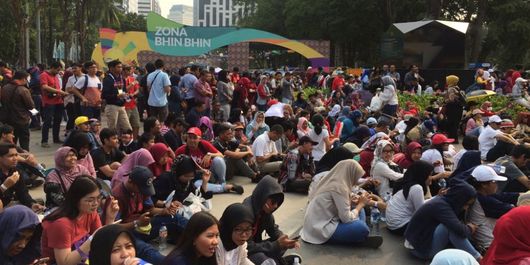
[219,203,254,252]
[396,160,433,199]
[394,141,422,169]
[329,104,341,118]
[315,146,355,173]
[371,140,395,173]
[442,181,476,213]
[430,249,479,265]
[246,111,269,140]
[512,77,527,97]
[65,132,91,158]
[310,160,365,201]
[449,150,481,182]
[89,225,137,265]
[297,117,310,136]
[350,110,363,127]
[481,206,530,265]
[111,148,155,187]
[199,116,214,141]
[382,75,397,88]
[446,75,460,87]
[0,205,41,265]
[338,106,351,120]
[46,147,91,191]
[350,125,371,147]
[148,143,172,177]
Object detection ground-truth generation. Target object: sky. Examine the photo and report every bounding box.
[159,0,194,18]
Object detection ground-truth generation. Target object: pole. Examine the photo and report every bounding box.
[36,0,42,64]
[25,3,30,68]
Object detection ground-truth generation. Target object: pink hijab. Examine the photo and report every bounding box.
[199,116,214,141]
[46,147,91,192]
[297,117,310,135]
[111,148,155,187]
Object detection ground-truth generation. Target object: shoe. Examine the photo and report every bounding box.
[232,184,244,194]
[41,142,50,148]
[360,235,383,249]
[283,253,302,265]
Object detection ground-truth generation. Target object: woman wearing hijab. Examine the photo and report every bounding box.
[512,77,530,110]
[216,203,255,265]
[481,206,530,265]
[380,76,399,117]
[386,161,434,235]
[64,132,97,178]
[148,143,172,178]
[0,205,41,265]
[44,146,92,208]
[442,75,465,142]
[405,181,481,261]
[371,140,404,197]
[297,117,310,139]
[89,224,147,265]
[301,160,383,248]
[246,111,270,142]
[431,249,479,265]
[393,141,423,170]
[111,148,155,187]
[199,116,215,141]
[347,125,371,147]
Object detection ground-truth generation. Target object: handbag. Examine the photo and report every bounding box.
[177,189,212,219]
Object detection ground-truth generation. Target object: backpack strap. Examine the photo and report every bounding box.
[54,169,68,194]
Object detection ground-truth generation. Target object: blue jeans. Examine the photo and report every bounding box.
[134,237,165,264]
[410,224,480,259]
[194,156,227,193]
[80,106,101,120]
[41,104,64,143]
[327,209,370,244]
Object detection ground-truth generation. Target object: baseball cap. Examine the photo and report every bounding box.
[187,127,202,137]
[366,117,377,126]
[489,115,502,123]
[500,119,515,128]
[128,166,156,196]
[472,109,484,115]
[299,136,318,146]
[432,134,455,145]
[471,165,507,182]
[75,116,90,126]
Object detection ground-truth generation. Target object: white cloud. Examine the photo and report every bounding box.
[159,0,194,18]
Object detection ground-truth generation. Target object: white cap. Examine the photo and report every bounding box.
[489,115,502,123]
[421,149,445,174]
[366,117,377,126]
[471,165,507,182]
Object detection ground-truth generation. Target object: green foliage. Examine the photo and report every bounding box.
[398,93,440,113]
[118,12,147,32]
[299,86,330,99]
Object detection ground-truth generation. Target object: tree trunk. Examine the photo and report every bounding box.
[60,0,71,63]
[468,0,487,64]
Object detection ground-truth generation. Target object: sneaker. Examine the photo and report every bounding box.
[232,184,244,194]
[41,142,50,148]
[283,253,302,265]
[360,235,383,249]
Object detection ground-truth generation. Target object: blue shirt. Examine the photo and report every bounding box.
[147,69,171,107]
[178,73,198,99]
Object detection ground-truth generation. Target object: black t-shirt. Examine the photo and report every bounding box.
[164,130,183,150]
[91,147,125,180]
[212,138,239,154]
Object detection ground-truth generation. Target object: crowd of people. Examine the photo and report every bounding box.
[0,58,529,265]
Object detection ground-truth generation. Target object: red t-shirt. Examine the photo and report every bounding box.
[175,140,219,168]
[40,71,64,106]
[41,212,101,262]
[124,76,139,109]
[332,77,345,91]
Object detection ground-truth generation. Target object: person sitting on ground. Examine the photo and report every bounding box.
[119,129,138,155]
[278,136,316,193]
[494,144,530,193]
[0,205,42,265]
[185,101,207,127]
[296,117,310,139]
[44,147,91,208]
[89,118,103,145]
[359,117,392,177]
[137,132,155,150]
[301,160,384,248]
[430,249,479,265]
[65,116,100,150]
[371,140,404,197]
[0,143,45,213]
[217,203,255,265]
[421,134,455,192]
[453,135,479,171]
[64,132,97,178]
[393,141,423,170]
[41,176,120,265]
[478,115,519,160]
[148,143,173,179]
[213,123,257,181]
[143,116,165,144]
[234,122,250,145]
[246,111,270,142]
[466,109,485,136]
[199,116,215,142]
[486,119,518,162]
[252,124,285,176]
[386,161,435,235]
[111,148,155,188]
[90,128,126,181]
[164,116,188,150]
[162,212,220,265]
[309,114,337,162]
[175,127,244,194]
[405,181,481,261]
[466,165,518,253]
[89,224,150,265]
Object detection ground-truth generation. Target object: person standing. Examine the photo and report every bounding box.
[217,70,233,121]
[40,62,68,148]
[74,61,102,120]
[281,72,294,104]
[179,65,199,111]
[64,63,84,135]
[123,65,141,139]
[0,71,35,151]
[147,59,171,123]
[193,70,214,116]
[102,60,132,133]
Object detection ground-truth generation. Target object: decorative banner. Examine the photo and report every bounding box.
[92,12,330,68]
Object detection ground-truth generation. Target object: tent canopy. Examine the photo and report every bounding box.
[393,20,469,34]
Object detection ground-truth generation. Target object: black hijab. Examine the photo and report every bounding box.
[219,203,254,251]
[89,225,137,265]
[394,160,433,199]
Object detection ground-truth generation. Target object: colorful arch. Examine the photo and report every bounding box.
[91,12,329,68]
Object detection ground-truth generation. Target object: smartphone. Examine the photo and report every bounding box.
[33,257,50,265]
[289,234,301,241]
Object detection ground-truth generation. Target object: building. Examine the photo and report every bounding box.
[115,0,138,14]
[193,0,254,27]
[168,5,194,26]
[138,0,161,16]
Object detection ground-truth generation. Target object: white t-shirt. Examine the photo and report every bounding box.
[252,133,277,157]
[74,75,101,90]
[478,126,501,160]
[64,74,85,105]
[372,161,404,196]
[308,129,329,161]
[453,149,467,170]
[386,184,426,230]
[421,149,445,173]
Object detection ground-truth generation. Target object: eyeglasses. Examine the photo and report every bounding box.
[82,194,104,205]
[233,227,254,235]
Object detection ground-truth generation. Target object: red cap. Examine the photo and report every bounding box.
[187,127,202,137]
[432,134,455,145]
[267,99,279,107]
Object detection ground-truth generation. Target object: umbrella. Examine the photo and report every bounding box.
[466,90,496,101]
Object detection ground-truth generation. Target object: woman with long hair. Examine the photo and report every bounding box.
[309,114,336,162]
[41,176,119,265]
[163,212,220,265]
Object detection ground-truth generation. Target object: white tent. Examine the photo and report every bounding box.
[393,20,469,34]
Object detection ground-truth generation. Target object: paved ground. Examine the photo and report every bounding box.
[26,124,428,265]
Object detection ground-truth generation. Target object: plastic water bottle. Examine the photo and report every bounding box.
[158,226,168,251]
[380,192,392,222]
[293,257,301,265]
[370,207,381,235]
